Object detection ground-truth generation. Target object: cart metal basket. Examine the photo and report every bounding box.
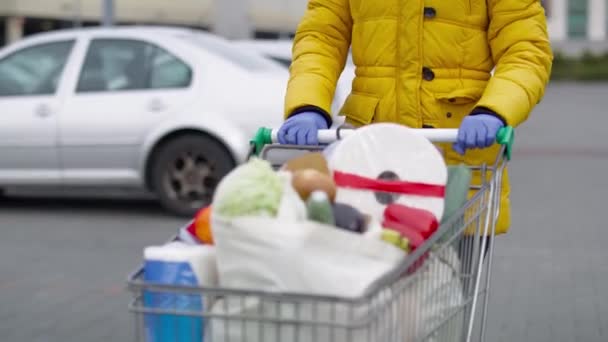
[127,126,514,342]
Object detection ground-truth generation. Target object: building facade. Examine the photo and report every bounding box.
[544,0,607,41]
[0,0,305,45]
[1,0,607,48]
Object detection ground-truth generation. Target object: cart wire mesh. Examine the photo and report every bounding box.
[127,145,507,342]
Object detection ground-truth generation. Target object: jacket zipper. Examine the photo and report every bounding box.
[395,0,402,124]
[416,0,424,127]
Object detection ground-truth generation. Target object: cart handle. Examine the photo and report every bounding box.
[250,126,514,160]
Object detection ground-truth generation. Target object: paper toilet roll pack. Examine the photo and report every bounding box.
[327,123,447,222]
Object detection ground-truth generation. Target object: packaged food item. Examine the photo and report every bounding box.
[382,219,425,250]
[332,202,367,233]
[180,222,202,245]
[380,229,410,252]
[384,204,439,239]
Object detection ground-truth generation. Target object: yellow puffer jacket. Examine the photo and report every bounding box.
[284,0,552,234]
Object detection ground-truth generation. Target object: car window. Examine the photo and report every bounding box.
[178,33,285,72]
[77,39,192,93]
[0,40,74,96]
[149,46,192,89]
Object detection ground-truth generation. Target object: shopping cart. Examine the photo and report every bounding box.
[127,125,514,342]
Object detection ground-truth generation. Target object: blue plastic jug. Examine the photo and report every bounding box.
[143,259,204,342]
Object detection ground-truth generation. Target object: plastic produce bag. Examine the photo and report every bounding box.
[207,289,397,342]
[205,246,464,342]
[207,169,407,341]
[210,166,403,297]
[413,246,465,342]
[211,213,405,298]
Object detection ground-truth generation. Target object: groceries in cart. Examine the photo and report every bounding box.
[208,156,404,298]
[139,123,477,342]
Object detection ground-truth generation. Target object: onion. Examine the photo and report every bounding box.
[291,169,337,202]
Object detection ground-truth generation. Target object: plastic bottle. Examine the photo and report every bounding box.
[143,242,218,342]
[306,191,335,225]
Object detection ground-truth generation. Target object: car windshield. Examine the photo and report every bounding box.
[178,33,285,72]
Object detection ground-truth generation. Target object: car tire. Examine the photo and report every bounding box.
[150,134,236,217]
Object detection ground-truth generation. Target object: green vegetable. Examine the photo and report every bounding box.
[440,164,472,246]
[306,191,335,225]
[212,158,284,218]
[441,165,472,224]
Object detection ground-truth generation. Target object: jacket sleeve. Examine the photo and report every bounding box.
[474,0,553,127]
[284,0,353,125]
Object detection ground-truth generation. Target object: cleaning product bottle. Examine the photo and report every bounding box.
[143,242,218,342]
[306,191,335,225]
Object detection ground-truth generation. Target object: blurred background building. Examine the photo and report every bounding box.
[544,0,608,55]
[544,0,606,41]
[0,0,306,46]
[1,0,608,54]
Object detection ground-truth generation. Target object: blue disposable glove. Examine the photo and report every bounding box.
[277,111,329,145]
[453,114,505,155]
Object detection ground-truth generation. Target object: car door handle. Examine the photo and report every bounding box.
[35,104,52,118]
[147,99,166,112]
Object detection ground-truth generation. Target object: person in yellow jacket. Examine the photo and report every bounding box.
[277,0,553,234]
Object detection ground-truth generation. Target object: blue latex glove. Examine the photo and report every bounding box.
[453,114,504,155]
[277,111,329,145]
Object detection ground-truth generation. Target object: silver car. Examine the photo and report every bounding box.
[233,38,354,125]
[0,26,288,216]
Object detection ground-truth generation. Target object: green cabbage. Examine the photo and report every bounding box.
[212,158,284,218]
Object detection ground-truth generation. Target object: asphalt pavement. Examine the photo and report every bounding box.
[0,82,606,342]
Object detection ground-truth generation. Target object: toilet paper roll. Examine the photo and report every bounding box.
[327,123,447,222]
